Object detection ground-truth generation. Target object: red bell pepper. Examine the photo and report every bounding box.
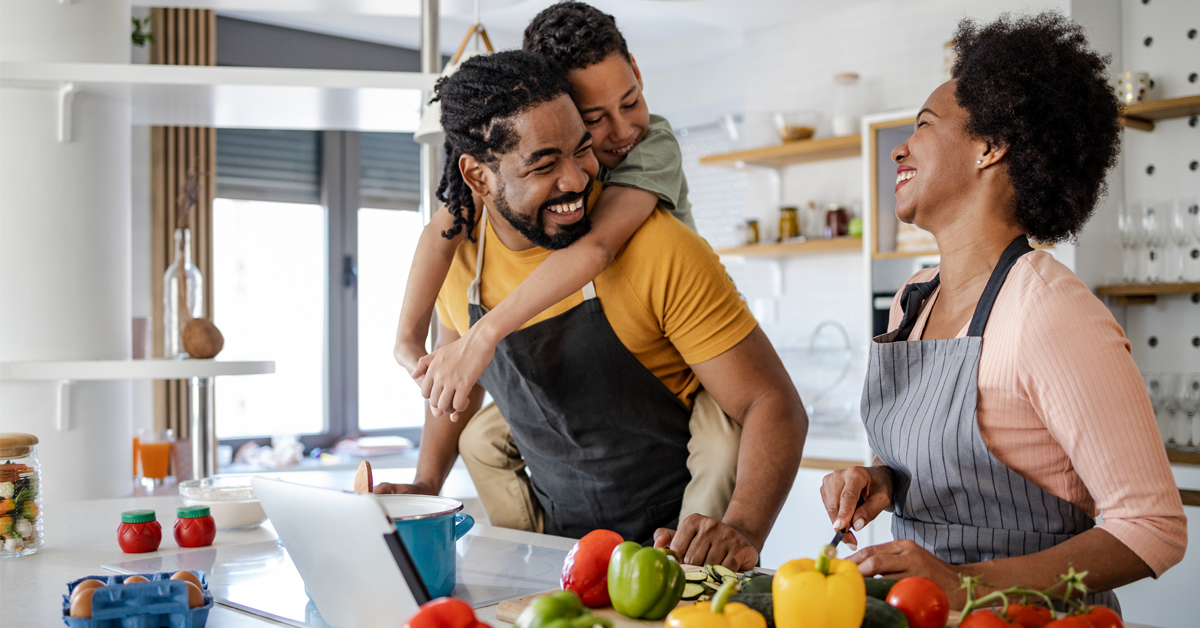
[560,529,624,607]
[404,597,490,628]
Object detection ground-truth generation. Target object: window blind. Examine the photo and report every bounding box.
[216,129,322,205]
[360,132,421,211]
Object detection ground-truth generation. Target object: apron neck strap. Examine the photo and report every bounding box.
[466,208,599,307]
[965,235,1034,337]
[893,275,941,342]
[467,209,488,306]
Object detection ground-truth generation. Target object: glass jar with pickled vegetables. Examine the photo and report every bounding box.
[0,433,43,557]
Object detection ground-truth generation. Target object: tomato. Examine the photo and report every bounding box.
[886,577,951,628]
[1076,606,1122,628]
[560,529,624,607]
[1043,617,1093,628]
[1007,603,1054,628]
[961,609,1019,628]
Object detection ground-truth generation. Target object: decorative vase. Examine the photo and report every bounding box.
[163,228,203,358]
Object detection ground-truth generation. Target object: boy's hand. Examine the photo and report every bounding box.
[394,341,429,378]
[414,327,498,422]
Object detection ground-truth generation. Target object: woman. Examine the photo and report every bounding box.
[822,14,1185,610]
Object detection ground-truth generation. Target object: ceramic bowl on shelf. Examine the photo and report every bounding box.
[179,476,267,530]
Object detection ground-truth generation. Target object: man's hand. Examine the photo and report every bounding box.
[414,327,498,421]
[394,340,429,378]
[652,514,759,571]
[819,464,895,549]
[848,539,968,607]
[373,481,438,496]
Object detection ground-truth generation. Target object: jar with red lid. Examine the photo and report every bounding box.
[117,510,162,553]
[174,506,216,548]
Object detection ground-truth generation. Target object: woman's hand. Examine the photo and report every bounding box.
[394,340,428,378]
[414,326,498,421]
[820,464,895,548]
[848,539,972,607]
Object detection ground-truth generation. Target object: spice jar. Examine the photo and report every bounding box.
[825,204,849,238]
[118,510,162,554]
[174,506,216,548]
[0,433,43,557]
[832,72,862,137]
[778,207,800,241]
[744,219,760,245]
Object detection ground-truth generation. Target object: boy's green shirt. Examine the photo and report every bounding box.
[598,114,694,231]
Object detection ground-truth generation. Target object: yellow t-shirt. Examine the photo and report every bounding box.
[435,185,758,408]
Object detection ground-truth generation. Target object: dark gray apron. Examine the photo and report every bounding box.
[863,236,1119,612]
[466,210,692,543]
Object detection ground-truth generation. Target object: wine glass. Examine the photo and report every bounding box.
[1182,374,1200,450]
[1117,201,1144,283]
[1164,373,1189,446]
[1168,200,1192,282]
[1142,201,1168,283]
[1185,197,1200,282]
[1145,373,1171,445]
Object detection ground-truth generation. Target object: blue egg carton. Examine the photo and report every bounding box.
[62,571,213,628]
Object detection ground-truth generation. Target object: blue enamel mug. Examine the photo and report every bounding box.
[377,495,474,598]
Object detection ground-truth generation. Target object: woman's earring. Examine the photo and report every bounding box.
[976,160,983,165]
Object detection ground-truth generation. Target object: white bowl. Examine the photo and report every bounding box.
[180,476,267,529]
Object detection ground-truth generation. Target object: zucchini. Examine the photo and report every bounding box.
[696,595,711,602]
[864,577,901,600]
[739,573,773,594]
[711,564,739,582]
[863,597,908,628]
[728,592,774,628]
[682,582,706,600]
[684,570,710,582]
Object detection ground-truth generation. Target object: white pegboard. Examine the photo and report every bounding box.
[1116,0,1200,375]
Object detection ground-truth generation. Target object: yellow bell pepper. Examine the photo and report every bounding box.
[772,546,865,628]
[667,580,765,628]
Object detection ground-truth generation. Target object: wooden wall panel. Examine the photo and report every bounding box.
[149,9,217,444]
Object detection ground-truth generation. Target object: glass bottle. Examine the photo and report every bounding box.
[0,433,43,557]
[832,72,862,137]
[163,228,203,358]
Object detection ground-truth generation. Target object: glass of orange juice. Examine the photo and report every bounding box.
[139,429,174,487]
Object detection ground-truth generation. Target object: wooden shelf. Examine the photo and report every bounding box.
[1119,94,1200,132]
[715,236,862,257]
[1095,282,1200,305]
[1168,449,1200,466]
[699,134,862,169]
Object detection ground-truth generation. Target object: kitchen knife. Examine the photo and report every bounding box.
[830,494,866,548]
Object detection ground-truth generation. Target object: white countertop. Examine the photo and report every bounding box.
[0,470,568,628]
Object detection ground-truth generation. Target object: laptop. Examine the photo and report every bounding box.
[252,477,431,628]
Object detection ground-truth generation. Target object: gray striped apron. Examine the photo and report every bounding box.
[862,236,1119,612]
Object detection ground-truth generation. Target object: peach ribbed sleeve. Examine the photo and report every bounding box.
[887,252,1186,576]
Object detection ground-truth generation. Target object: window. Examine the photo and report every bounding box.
[213,129,426,447]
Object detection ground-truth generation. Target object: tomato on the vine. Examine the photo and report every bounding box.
[1076,606,1122,628]
[1043,617,1094,628]
[960,609,1019,628]
[886,577,951,628]
[1007,603,1053,628]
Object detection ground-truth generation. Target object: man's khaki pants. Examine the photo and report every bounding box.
[456,390,742,533]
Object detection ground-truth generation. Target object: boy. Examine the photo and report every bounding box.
[392,1,740,533]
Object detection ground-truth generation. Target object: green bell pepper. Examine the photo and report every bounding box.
[607,542,686,620]
[515,590,613,628]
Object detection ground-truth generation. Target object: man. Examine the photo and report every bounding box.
[377,51,807,569]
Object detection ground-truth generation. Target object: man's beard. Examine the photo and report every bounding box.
[493,180,593,250]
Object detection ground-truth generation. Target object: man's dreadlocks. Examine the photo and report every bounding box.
[433,50,573,241]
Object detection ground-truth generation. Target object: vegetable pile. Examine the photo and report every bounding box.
[0,462,39,553]
[957,568,1123,628]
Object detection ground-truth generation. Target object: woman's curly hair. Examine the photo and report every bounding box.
[523,1,629,72]
[951,12,1121,243]
[433,50,573,241]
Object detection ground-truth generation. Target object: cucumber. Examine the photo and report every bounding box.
[864,577,901,600]
[684,571,710,582]
[863,597,908,628]
[728,592,774,628]
[739,573,773,594]
[696,595,711,602]
[682,582,706,600]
